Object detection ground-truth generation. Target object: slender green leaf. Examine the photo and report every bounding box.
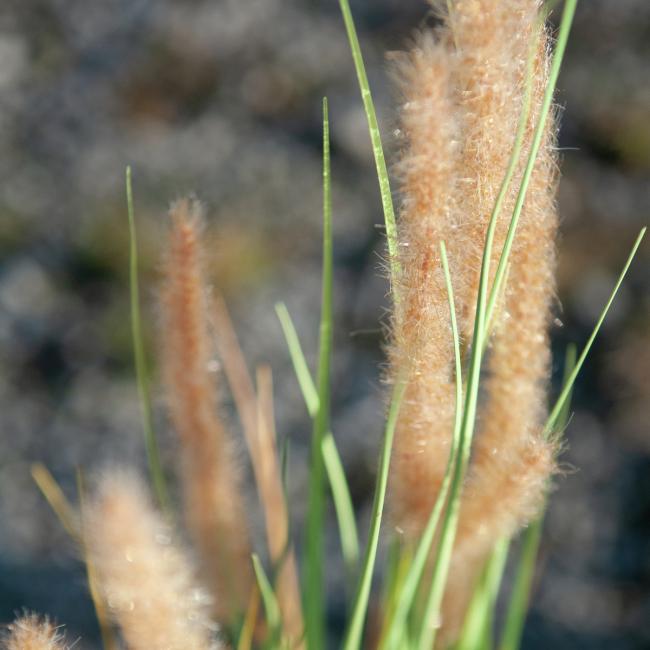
[275,302,360,584]
[544,227,646,437]
[322,433,360,573]
[457,537,509,650]
[337,0,400,290]
[252,554,281,632]
[126,166,169,513]
[305,97,333,648]
[378,539,412,648]
[343,378,406,650]
[380,242,463,650]
[275,301,319,417]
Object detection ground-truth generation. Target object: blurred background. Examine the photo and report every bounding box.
[0,0,648,648]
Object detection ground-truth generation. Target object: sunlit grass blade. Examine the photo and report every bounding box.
[275,300,360,580]
[126,166,169,513]
[337,0,400,290]
[322,433,360,573]
[305,97,333,648]
[32,464,117,650]
[343,378,407,650]
[236,588,260,650]
[377,540,412,648]
[543,227,646,437]
[381,242,462,650]
[31,463,79,540]
[500,343,577,650]
[275,301,319,417]
[457,537,509,650]
[252,554,281,635]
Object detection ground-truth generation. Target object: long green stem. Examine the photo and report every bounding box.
[343,379,407,650]
[338,0,400,291]
[305,98,333,649]
[126,166,169,513]
[544,227,646,437]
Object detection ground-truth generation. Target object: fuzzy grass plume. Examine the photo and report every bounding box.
[84,471,218,650]
[159,198,253,622]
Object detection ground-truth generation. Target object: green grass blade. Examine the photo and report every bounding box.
[305,97,333,648]
[275,301,360,584]
[485,0,578,328]
[457,537,509,650]
[544,227,646,437]
[322,433,361,573]
[378,540,412,648]
[126,166,169,513]
[343,378,407,650]
[275,301,319,418]
[380,242,462,650]
[337,0,400,289]
[556,343,578,436]
[499,520,542,650]
[499,344,577,650]
[252,554,281,633]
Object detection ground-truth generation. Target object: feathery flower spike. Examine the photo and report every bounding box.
[85,470,219,650]
[388,26,463,538]
[159,198,253,622]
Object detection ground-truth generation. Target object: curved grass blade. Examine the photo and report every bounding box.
[380,242,463,650]
[457,537,509,650]
[275,301,360,580]
[31,463,79,539]
[236,587,261,650]
[543,227,646,437]
[322,433,361,573]
[304,97,334,648]
[252,554,281,635]
[126,166,169,513]
[343,378,407,650]
[275,301,319,417]
[337,0,400,290]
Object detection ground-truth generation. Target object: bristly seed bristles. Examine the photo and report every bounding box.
[159,199,253,623]
[3,614,68,650]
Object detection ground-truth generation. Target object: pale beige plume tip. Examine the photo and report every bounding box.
[3,614,67,650]
[159,198,253,622]
[84,470,219,650]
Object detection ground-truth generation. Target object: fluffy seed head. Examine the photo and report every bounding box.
[85,470,218,650]
[159,198,253,621]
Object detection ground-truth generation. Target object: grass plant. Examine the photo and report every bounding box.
[17,2,647,650]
